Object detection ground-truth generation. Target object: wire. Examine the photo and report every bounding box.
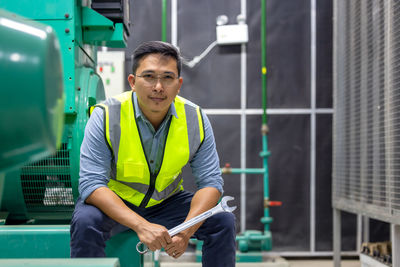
[184,40,218,68]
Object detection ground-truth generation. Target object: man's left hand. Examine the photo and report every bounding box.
[165,233,190,259]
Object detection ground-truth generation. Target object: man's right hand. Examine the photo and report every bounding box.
[136,222,172,251]
[86,187,172,251]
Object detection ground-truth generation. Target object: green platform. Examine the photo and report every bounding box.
[0,258,120,267]
[0,225,154,267]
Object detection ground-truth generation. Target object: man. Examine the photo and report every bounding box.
[70,41,236,266]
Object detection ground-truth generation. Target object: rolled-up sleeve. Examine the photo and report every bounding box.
[189,110,224,194]
[78,107,112,202]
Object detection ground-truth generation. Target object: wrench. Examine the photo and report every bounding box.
[136,196,236,254]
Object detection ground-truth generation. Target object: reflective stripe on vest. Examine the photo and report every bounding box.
[90,91,204,208]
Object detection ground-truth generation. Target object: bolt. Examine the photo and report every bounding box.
[65,28,70,34]
[65,13,69,19]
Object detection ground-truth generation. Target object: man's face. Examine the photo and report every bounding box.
[128,54,183,121]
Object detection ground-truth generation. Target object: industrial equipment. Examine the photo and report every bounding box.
[0,1,155,266]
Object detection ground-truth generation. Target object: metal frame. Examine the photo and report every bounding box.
[169,0,344,257]
[332,0,400,266]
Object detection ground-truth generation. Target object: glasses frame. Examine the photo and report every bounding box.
[135,73,180,87]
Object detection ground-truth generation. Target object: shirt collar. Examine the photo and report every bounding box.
[132,91,178,120]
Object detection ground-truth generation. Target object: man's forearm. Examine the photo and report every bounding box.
[85,186,172,251]
[85,186,146,231]
[179,187,221,239]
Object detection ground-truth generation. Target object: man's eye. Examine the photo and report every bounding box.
[143,74,154,79]
[163,75,174,80]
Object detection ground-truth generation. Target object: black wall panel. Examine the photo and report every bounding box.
[316,0,333,108]
[113,0,357,252]
[316,114,333,251]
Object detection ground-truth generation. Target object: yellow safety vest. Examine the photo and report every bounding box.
[91,91,204,208]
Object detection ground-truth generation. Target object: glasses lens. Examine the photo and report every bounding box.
[139,74,177,87]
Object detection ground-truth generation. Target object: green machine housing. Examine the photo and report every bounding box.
[0,1,156,266]
[1,0,127,222]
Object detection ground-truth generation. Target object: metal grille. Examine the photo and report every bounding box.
[333,0,400,224]
[20,143,74,210]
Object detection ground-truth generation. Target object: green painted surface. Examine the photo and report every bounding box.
[0,258,120,267]
[0,225,153,266]
[106,230,155,267]
[0,225,71,258]
[0,8,64,172]
[1,1,109,221]
[235,252,263,263]
[237,230,272,253]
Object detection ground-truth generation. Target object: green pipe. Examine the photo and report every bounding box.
[261,0,267,125]
[261,0,271,233]
[162,0,167,41]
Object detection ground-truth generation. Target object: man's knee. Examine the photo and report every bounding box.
[201,212,236,236]
[215,212,236,233]
[71,203,104,230]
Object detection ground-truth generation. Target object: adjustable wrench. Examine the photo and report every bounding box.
[136,196,236,254]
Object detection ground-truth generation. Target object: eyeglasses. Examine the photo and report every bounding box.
[135,73,179,87]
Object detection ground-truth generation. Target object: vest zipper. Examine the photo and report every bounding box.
[139,173,157,208]
[133,93,172,208]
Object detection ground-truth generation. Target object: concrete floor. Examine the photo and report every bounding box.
[288,259,360,267]
[159,252,361,267]
[161,260,360,267]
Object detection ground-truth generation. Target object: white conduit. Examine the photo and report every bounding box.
[240,0,247,234]
[204,108,333,115]
[171,0,178,47]
[310,0,317,252]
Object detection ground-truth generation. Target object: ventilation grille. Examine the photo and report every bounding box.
[332,0,400,224]
[20,143,74,211]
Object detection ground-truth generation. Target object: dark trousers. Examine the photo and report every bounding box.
[70,191,236,266]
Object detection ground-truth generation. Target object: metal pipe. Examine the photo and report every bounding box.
[333,208,342,267]
[222,168,266,175]
[357,214,362,253]
[239,0,247,234]
[171,0,177,46]
[310,0,317,253]
[391,224,400,267]
[204,108,334,115]
[261,0,267,125]
[162,0,167,41]
[260,0,271,234]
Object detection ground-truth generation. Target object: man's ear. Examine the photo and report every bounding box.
[177,77,183,94]
[128,74,136,91]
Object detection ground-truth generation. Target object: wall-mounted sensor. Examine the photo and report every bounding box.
[216,15,229,26]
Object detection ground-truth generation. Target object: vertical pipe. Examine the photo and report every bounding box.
[162,0,167,41]
[171,0,178,47]
[391,224,400,267]
[357,214,362,252]
[239,0,247,234]
[310,0,317,253]
[333,208,341,267]
[260,0,270,233]
[363,217,369,243]
[261,0,267,125]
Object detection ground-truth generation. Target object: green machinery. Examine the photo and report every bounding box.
[0,1,154,266]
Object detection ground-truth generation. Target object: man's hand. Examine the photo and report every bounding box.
[164,187,221,259]
[165,233,190,259]
[136,222,172,252]
[86,187,173,252]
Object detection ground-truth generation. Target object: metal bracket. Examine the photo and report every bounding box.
[81,7,126,48]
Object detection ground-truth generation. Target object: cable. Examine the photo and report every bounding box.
[184,40,218,68]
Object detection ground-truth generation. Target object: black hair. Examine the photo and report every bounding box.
[131,41,182,76]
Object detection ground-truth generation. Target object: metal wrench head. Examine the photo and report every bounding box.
[220,196,237,212]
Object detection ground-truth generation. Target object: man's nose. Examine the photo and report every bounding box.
[153,78,164,91]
